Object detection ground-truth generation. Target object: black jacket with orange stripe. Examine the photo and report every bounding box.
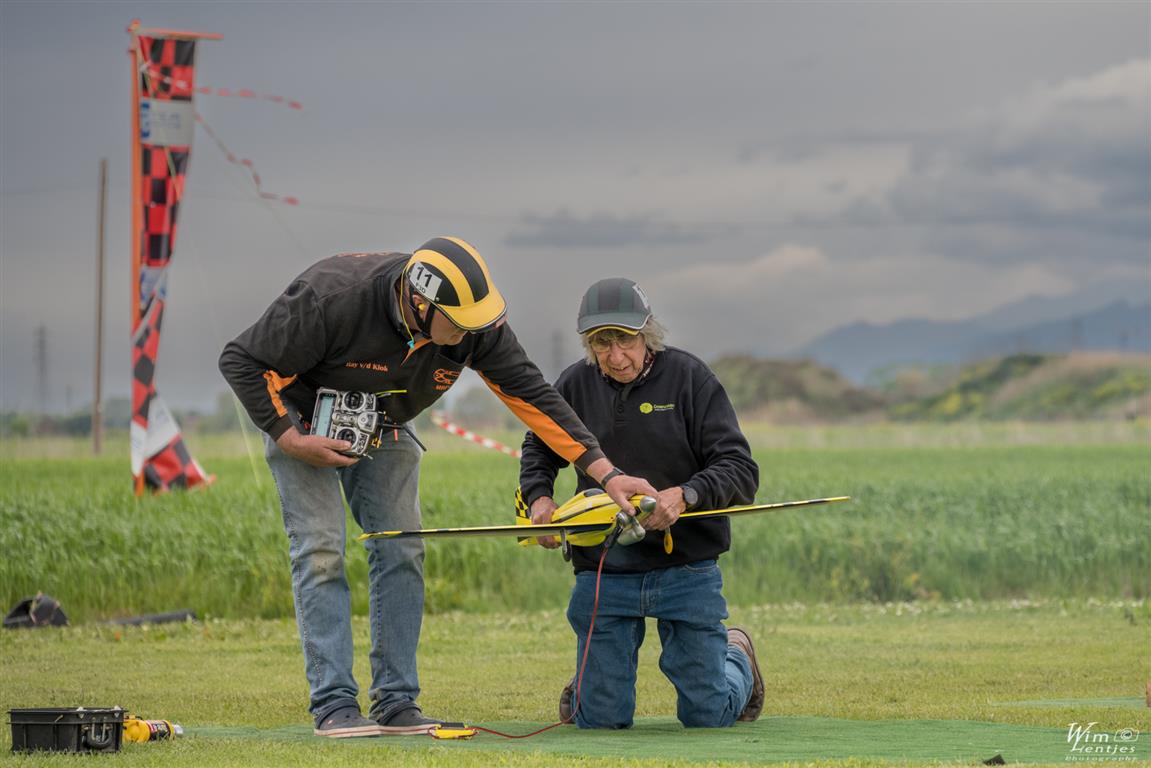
[218,252,606,472]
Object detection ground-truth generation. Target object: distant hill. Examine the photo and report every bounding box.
[710,356,884,422]
[888,352,1151,421]
[706,351,1150,423]
[794,300,1151,383]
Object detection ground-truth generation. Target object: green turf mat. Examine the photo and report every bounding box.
[199,716,1083,764]
[993,697,1147,710]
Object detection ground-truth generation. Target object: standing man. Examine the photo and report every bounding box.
[519,277,763,729]
[220,239,656,737]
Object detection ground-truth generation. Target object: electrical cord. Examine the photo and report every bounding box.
[468,536,615,739]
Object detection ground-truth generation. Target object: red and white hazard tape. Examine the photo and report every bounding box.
[135,56,301,205]
[431,412,521,458]
[195,113,300,205]
[195,86,302,110]
[138,62,303,110]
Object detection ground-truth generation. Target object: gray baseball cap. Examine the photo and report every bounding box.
[577,278,653,334]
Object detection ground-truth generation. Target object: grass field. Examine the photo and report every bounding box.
[2,600,1148,766]
[1,423,1148,621]
[1,423,1148,765]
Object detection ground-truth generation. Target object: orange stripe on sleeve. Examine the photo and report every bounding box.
[479,374,587,464]
[263,371,298,418]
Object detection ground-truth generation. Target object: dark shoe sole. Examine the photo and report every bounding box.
[312,723,383,738]
[377,723,437,736]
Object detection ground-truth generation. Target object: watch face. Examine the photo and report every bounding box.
[682,485,698,508]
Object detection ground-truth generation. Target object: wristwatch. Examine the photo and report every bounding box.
[680,484,699,510]
[600,467,624,487]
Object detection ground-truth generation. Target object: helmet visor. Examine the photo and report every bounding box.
[435,288,506,331]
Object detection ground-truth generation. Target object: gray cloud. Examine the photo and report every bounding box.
[645,244,1080,356]
[505,210,723,249]
[833,59,1151,259]
[3,2,1149,413]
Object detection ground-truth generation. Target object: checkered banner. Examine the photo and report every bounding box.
[129,23,217,493]
[130,279,210,489]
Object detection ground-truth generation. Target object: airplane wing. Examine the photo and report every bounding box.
[357,519,613,541]
[357,495,850,543]
[679,496,851,521]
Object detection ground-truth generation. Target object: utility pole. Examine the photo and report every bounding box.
[35,325,47,415]
[550,328,565,381]
[93,158,107,454]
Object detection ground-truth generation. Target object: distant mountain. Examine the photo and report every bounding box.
[974,281,1150,332]
[974,301,1151,358]
[794,300,1151,382]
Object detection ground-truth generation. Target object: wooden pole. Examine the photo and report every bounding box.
[129,21,144,493]
[128,20,140,335]
[93,158,107,455]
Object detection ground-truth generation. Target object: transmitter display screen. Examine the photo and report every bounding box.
[313,393,336,435]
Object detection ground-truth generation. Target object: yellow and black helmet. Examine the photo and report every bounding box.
[405,237,507,331]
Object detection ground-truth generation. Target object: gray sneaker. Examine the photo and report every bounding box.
[727,627,765,722]
[313,706,383,738]
[375,704,444,735]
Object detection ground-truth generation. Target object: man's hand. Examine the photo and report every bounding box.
[276,429,359,468]
[602,474,659,518]
[586,457,659,515]
[643,486,686,531]
[529,496,561,549]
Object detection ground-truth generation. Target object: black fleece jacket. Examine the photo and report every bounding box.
[519,347,759,573]
[219,252,605,472]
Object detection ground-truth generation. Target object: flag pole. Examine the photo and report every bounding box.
[128,20,144,493]
[93,158,107,456]
[128,20,140,337]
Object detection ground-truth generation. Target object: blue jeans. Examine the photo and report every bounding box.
[565,559,753,729]
[266,431,425,723]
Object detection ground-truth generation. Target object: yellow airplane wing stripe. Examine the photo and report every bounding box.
[357,496,850,542]
[678,496,850,522]
[357,520,612,541]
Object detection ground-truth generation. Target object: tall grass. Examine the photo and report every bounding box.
[722,445,1150,604]
[1,428,1147,622]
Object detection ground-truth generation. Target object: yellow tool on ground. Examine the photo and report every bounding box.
[430,724,478,739]
[123,716,183,742]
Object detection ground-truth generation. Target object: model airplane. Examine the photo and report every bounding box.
[357,490,850,550]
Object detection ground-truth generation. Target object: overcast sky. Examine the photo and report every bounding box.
[1,1,1148,412]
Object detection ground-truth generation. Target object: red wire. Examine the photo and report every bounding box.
[469,544,610,739]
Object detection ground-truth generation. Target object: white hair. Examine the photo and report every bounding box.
[581,316,668,365]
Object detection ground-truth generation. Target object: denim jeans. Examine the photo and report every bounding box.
[265,431,425,723]
[565,559,753,729]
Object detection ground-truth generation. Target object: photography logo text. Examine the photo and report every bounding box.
[1065,722,1139,762]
